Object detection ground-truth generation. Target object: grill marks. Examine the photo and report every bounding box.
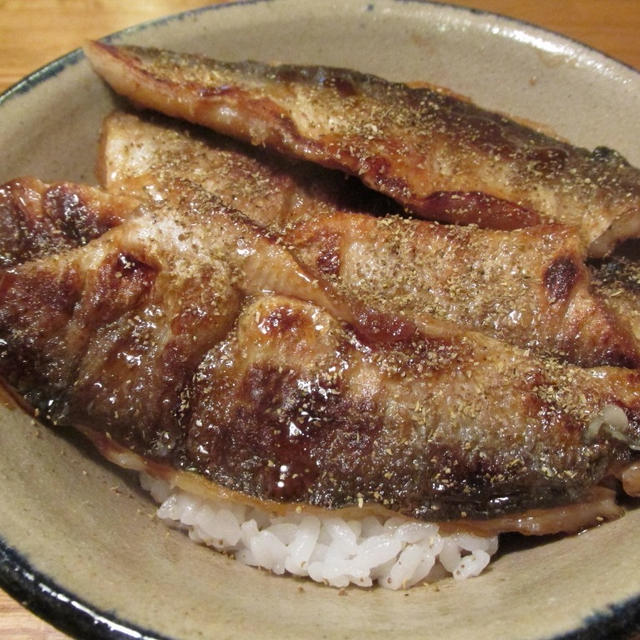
[290,213,640,368]
[176,294,640,519]
[0,177,138,267]
[0,264,81,399]
[88,252,157,324]
[544,256,580,303]
[97,112,640,369]
[185,300,374,503]
[313,231,342,277]
[84,41,640,257]
[3,47,640,524]
[3,180,640,519]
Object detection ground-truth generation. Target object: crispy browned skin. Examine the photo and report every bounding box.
[98,111,640,369]
[84,41,640,258]
[98,112,399,229]
[87,435,625,536]
[591,250,640,344]
[0,177,139,267]
[289,214,640,368]
[2,179,640,522]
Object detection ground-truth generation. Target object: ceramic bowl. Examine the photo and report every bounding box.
[1,1,640,638]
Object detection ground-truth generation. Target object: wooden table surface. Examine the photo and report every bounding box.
[1,0,640,638]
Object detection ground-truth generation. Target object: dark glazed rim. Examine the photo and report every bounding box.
[1,1,640,639]
[0,537,169,640]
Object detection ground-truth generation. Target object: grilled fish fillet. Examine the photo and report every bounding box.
[98,112,399,230]
[0,176,139,267]
[2,179,640,524]
[591,250,640,343]
[84,41,640,258]
[97,111,640,368]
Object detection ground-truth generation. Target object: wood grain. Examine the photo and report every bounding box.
[1,0,640,94]
[0,1,639,638]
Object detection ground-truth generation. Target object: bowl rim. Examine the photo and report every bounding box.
[3,525,640,640]
[0,536,168,640]
[2,1,640,638]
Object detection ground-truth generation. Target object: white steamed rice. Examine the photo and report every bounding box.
[140,473,498,589]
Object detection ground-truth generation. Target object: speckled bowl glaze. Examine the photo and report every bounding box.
[1,1,640,638]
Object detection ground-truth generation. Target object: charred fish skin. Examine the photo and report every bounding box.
[98,111,400,230]
[284,213,640,369]
[98,112,640,369]
[591,251,640,344]
[2,180,640,521]
[84,41,640,257]
[184,295,640,520]
[0,177,138,268]
[0,179,352,450]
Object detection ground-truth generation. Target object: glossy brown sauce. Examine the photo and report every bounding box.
[1,44,640,539]
[88,425,626,537]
